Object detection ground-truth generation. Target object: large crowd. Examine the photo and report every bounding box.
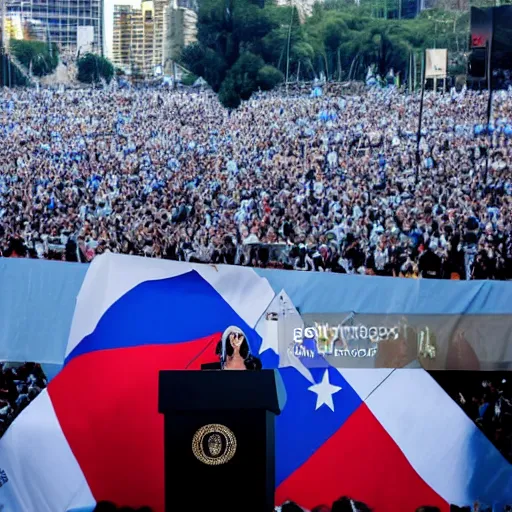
[1,86,512,278]
[433,372,512,464]
[75,497,510,511]
[0,362,47,437]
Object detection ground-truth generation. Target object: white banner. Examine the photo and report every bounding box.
[426,49,448,78]
[77,26,95,54]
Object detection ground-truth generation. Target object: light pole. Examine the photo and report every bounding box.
[285,0,293,94]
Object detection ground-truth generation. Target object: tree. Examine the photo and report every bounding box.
[181,72,198,86]
[0,50,28,86]
[218,77,241,109]
[9,39,59,77]
[227,52,264,100]
[257,65,284,90]
[180,0,288,107]
[181,0,473,99]
[77,53,114,85]
[181,44,227,92]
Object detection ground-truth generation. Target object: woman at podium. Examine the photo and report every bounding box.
[202,326,262,370]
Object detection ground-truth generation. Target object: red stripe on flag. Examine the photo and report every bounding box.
[275,403,449,512]
[48,336,220,512]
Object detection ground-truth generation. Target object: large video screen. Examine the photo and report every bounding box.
[470,6,512,73]
[470,7,492,49]
[493,5,512,69]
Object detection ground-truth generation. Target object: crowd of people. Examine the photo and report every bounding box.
[459,375,512,463]
[281,501,511,511]
[431,372,512,464]
[84,497,512,511]
[1,85,512,278]
[0,362,46,437]
[85,497,512,511]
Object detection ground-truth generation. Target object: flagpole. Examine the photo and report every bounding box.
[285,1,293,96]
[415,50,426,186]
[484,37,493,187]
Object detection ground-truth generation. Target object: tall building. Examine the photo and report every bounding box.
[112,0,172,77]
[141,0,156,73]
[162,0,197,75]
[112,4,143,74]
[5,0,104,53]
[152,0,168,73]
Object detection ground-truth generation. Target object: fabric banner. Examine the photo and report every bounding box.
[0,254,511,512]
[2,259,512,370]
[426,49,448,78]
[77,26,94,54]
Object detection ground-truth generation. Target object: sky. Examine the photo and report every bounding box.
[104,0,141,58]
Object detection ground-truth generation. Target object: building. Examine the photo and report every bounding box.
[111,1,156,76]
[152,0,168,73]
[3,15,24,40]
[112,0,179,77]
[112,4,142,74]
[140,0,156,74]
[162,0,197,76]
[0,0,5,48]
[4,0,104,54]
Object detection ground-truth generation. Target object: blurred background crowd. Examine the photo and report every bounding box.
[84,498,512,511]
[0,362,47,437]
[1,87,512,279]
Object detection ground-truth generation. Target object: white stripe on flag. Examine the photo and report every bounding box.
[356,369,512,506]
[0,390,95,512]
[67,253,275,357]
[339,368,394,401]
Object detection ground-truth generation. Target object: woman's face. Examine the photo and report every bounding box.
[229,332,244,349]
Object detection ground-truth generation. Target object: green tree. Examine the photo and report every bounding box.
[9,39,59,77]
[218,77,241,109]
[181,0,289,107]
[77,53,114,84]
[181,72,199,86]
[181,0,474,100]
[227,52,264,100]
[0,51,28,86]
[257,65,284,90]
[181,44,227,91]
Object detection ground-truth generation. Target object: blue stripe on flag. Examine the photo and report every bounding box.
[65,271,261,364]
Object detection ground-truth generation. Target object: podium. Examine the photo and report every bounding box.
[158,370,286,512]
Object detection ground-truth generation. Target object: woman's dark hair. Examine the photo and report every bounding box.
[244,354,262,370]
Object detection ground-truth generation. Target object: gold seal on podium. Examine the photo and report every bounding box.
[192,424,237,465]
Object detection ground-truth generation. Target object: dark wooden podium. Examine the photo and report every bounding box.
[158,370,286,512]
